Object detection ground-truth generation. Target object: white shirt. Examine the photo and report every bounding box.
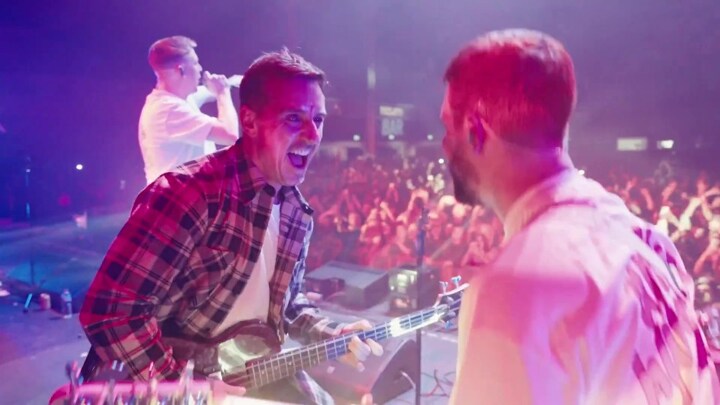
[451,170,720,405]
[138,89,218,184]
[214,203,280,334]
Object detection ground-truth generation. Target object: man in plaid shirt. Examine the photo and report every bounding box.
[80,48,382,404]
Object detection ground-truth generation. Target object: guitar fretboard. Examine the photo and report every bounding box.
[224,304,448,389]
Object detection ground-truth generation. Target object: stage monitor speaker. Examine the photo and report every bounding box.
[305,261,389,309]
[388,265,439,313]
[308,338,419,404]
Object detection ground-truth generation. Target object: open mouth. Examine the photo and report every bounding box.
[287,152,309,169]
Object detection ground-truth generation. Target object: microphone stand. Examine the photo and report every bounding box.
[21,154,39,313]
[414,207,429,405]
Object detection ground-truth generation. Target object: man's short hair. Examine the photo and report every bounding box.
[240,47,326,111]
[444,29,576,148]
[148,36,197,70]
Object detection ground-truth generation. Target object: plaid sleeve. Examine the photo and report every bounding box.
[79,174,208,380]
[284,219,346,344]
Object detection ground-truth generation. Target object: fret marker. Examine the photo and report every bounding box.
[388,311,443,337]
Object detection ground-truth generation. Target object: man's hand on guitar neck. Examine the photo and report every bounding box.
[336,319,384,372]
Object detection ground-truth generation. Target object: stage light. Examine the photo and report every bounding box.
[367,65,376,90]
[352,134,361,142]
[657,139,675,150]
[427,134,434,141]
[579,169,586,176]
[73,211,88,230]
[388,134,396,141]
[438,158,445,165]
[75,164,84,171]
[617,137,647,151]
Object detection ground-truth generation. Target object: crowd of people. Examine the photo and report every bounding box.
[303,151,720,287]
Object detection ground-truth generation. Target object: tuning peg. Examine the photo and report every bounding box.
[443,316,459,331]
[451,276,462,289]
[66,361,80,402]
[182,360,195,380]
[105,379,116,405]
[146,376,158,405]
[127,381,140,405]
[439,281,449,294]
[197,390,209,405]
[65,361,80,383]
[180,360,195,404]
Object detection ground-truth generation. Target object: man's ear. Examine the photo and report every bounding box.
[239,106,258,138]
[467,112,487,154]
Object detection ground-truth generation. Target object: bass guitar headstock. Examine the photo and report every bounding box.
[433,275,468,327]
[50,360,213,405]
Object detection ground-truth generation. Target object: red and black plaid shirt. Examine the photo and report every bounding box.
[80,142,342,402]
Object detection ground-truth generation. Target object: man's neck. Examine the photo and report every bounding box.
[155,81,188,99]
[240,140,284,203]
[492,151,574,223]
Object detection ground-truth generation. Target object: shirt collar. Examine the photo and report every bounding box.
[502,169,579,240]
[232,141,313,215]
[150,88,184,101]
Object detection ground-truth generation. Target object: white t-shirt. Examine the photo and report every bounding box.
[451,170,720,405]
[138,89,218,184]
[214,203,281,335]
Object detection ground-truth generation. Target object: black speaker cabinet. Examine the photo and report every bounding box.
[305,261,389,309]
[308,338,419,404]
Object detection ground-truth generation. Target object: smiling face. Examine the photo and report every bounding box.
[241,77,326,188]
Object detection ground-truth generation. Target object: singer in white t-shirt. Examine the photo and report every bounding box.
[138,36,240,184]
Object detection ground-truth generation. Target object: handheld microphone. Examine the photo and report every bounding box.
[200,73,242,88]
